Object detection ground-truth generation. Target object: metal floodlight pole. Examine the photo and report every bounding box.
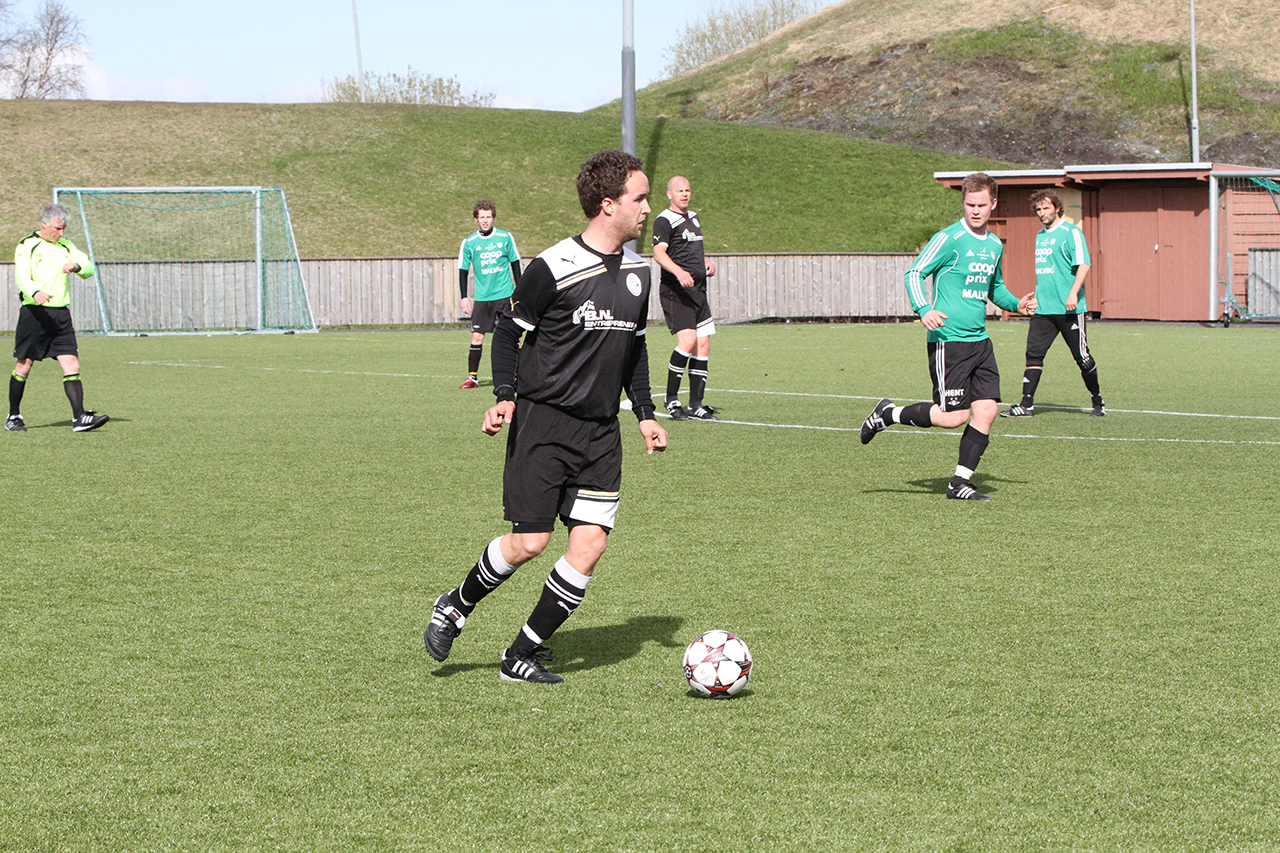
[622,0,636,156]
[352,0,368,103]
[1189,0,1200,162]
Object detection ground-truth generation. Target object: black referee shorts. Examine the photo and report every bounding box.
[502,398,623,534]
[13,304,78,361]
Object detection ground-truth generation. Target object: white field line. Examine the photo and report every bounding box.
[129,362,1280,445]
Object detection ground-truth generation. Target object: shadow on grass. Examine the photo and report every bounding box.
[429,614,685,677]
[863,472,1026,498]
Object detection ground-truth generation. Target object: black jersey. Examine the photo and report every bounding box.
[505,236,653,421]
[652,208,706,289]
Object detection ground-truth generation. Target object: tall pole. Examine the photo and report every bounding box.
[622,0,636,156]
[1189,0,1200,162]
[352,0,368,103]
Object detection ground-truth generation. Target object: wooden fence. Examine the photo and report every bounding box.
[2,253,935,332]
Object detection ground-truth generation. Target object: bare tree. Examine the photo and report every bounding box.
[663,0,820,77]
[2,0,87,99]
[323,67,495,108]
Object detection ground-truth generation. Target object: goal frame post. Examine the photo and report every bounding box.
[52,186,317,335]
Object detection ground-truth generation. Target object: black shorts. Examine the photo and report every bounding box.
[659,282,715,336]
[13,305,78,361]
[470,298,508,334]
[502,398,623,534]
[927,339,1001,412]
[1025,312,1095,370]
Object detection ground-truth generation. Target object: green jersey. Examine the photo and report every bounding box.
[1034,219,1091,315]
[15,232,94,307]
[905,220,1020,343]
[458,228,520,302]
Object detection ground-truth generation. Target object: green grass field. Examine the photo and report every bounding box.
[3,321,1279,851]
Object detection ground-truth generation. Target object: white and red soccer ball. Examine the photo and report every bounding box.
[683,630,752,697]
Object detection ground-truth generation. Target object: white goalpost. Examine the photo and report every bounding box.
[53,187,317,334]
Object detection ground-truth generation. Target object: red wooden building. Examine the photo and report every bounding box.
[934,163,1280,322]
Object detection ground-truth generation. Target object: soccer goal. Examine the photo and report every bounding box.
[1211,171,1280,325]
[53,187,317,334]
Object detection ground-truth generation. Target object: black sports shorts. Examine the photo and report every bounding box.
[502,398,623,534]
[470,298,508,334]
[13,304,78,361]
[659,281,714,336]
[926,338,1001,412]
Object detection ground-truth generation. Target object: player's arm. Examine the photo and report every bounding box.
[458,240,472,315]
[483,314,523,434]
[622,329,667,454]
[14,240,37,301]
[1066,263,1090,312]
[906,233,949,327]
[989,259,1035,315]
[67,244,93,278]
[652,242,694,288]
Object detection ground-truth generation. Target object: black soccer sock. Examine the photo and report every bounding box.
[666,348,690,402]
[511,558,590,655]
[452,537,518,616]
[467,344,483,378]
[63,374,84,419]
[1021,367,1042,407]
[688,356,709,408]
[10,372,26,416]
[952,424,990,486]
[895,402,934,428]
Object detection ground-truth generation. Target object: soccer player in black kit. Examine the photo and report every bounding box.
[424,150,668,684]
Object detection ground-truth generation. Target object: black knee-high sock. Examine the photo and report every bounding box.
[1021,368,1042,406]
[511,558,590,654]
[10,372,26,416]
[688,356,709,408]
[467,344,483,378]
[63,374,84,419]
[952,425,990,485]
[896,402,934,428]
[666,348,690,402]
[451,537,517,616]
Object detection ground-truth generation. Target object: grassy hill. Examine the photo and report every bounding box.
[0,100,1005,259]
[619,0,1280,167]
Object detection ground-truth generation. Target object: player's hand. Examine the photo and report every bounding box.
[639,419,668,454]
[61,261,80,274]
[1065,296,1078,312]
[678,269,695,289]
[1019,294,1038,316]
[921,309,947,330]
[32,290,48,305]
[705,259,716,278]
[483,400,515,435]
[461,297,472,316]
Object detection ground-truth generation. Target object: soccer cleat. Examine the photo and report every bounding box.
[5,414,26,432]
[500,645,564,684]
[424,593,466,661]
[459,376,480,390]
[688,405,717,421]
[1000,404,1034,418]
[946,481,991,501]
[860,398,893,444]
[665,400,689,420]
[72,411,108,432]
[1091,400,1106,417]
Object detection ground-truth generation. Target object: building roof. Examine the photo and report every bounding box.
[934,163,1280,189]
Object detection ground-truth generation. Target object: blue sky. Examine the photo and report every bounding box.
[14,0,707,110]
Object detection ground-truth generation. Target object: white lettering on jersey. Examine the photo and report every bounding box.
[572,299,638,332]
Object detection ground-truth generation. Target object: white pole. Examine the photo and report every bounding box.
[352,0,368,103]
[622,0,636,156]
[1189,0,1200,162]
[1208,173,1218,321]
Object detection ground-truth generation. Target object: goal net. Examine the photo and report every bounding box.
[1212,172,1280,323]
[53,187,316,334]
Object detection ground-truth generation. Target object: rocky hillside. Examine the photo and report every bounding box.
[633,0,1280,167]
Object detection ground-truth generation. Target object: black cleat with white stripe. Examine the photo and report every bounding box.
[424,593,466,662]
[860,398,893,445]
[946,481,991,501]
[500,645,564,684]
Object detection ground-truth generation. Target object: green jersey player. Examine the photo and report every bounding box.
[1001,188,1105,418]
[458,200,522,389]
[860,173,1036,501]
